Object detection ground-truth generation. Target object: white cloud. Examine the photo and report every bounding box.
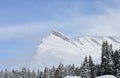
[82,8,120,36]
[0,0,120,40]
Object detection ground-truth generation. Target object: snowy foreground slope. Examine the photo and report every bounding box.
[30,29,120,70]
[96,75,116,78]
[64,76,82,78]
[64,75,116,78]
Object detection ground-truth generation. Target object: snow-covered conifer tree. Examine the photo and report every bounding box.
[101,41,114,75]
[89,55,96,78]
[80,56,90,78]
[43,67,50,78]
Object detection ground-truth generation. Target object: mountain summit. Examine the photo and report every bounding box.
[51,29,71,42]
[30,29,120,70]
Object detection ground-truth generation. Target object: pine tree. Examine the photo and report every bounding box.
[49,66,55,78]
[70,64,75,76]
[101,41,108,75]
[101,41,114,75]
[37,70,43,78]
[89,55,96,78]
[4,68,9,78]
[64,65,68,76]
[54,69,59,78]
[108,44,114,75]
[112,50,120,76]
[58,63,65,78]
[43,67,49,78]
[32,70,37,78]
[54,63,65,78]
[80,56,90,78]
[0,70,4,78]
[116,69,120,78]
[21,67,27,78]
[27,68,32,78]
[95,64,101,76]
[67,65,71,76]
[75,67,80,76]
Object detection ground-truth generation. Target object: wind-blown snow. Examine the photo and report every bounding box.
[30,29,120,70]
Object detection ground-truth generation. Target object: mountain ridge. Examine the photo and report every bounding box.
[30,29,120,70]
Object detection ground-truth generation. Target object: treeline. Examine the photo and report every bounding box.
[0,41,120,78]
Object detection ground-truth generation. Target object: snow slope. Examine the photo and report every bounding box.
[30,29,120,70]
[64,76,82,78]
[64,75,116,78]
[96,75,116,78]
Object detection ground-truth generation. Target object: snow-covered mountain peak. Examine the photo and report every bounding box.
[51,29,62,35]
[51,29,70,42]
[30,30,120,70]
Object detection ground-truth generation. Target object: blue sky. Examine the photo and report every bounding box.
[0,0,120,70]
